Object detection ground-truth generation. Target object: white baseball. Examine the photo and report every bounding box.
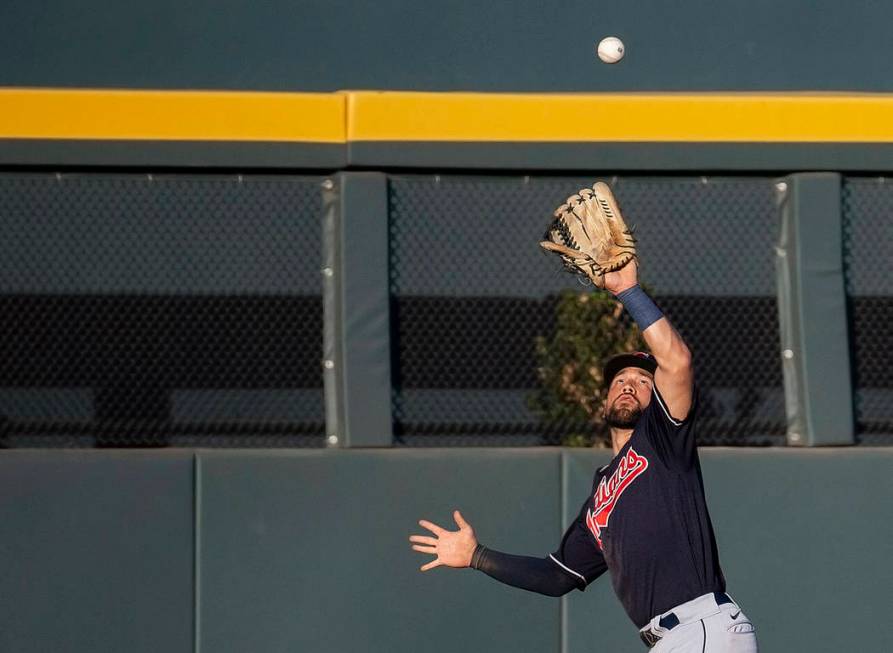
[597,36,625,64]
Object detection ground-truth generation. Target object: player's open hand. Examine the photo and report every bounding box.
[409,510,477,572]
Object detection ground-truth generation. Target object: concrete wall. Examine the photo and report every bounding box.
[2,448,891,652]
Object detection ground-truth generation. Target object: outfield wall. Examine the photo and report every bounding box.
[2,449,891,653]
[2,0,893,93]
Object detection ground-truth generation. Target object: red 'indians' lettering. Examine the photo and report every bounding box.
[585,448,649,549]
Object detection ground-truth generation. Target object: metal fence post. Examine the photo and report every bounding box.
[775,173,854,445]
[321,173,393,447]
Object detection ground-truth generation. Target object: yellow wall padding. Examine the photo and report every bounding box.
[5,88,893,143]
[347,91,893,142]
[0,88,346,142]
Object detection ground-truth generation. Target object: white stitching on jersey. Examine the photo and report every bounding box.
[548,554,587,585]
[653,387,684,426]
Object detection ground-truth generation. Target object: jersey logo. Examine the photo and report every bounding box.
[585,448,649,549]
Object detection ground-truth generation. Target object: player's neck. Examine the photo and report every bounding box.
[609,428,635,456]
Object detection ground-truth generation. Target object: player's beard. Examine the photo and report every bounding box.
[605,399,643,429]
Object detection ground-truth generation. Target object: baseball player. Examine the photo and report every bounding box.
[409,184,758,651]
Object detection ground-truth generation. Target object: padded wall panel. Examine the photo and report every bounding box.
[0,451,194,653]
[700,449,893,652]
[196,450,562,653]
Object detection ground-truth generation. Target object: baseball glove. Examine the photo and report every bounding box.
[540,182,637,287]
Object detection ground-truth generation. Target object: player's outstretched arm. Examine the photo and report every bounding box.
[539,182,692,420]
[409,510,578,596]
[603,262,694,421]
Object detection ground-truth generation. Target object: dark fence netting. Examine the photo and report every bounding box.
[842,178,893,445]
[0,173,325,448]
[389,175,785,446]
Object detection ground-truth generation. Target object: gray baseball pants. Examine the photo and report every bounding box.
[639,592,758,652]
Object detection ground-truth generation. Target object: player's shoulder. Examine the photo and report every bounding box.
[646,384,699,427]
[634,385,701,469]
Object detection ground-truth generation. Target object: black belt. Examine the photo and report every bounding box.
[640,592,733,649]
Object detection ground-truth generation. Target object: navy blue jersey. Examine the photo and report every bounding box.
[550,386,726,629]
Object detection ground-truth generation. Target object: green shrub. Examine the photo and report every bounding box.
[528,289,646,447]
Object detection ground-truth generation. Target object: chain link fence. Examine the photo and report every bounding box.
[0,173,326,447]
[389,175,785,446]
[6,171,885,448]
[842,177,893,445]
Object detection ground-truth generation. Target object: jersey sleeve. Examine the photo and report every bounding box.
[639,384,699,470]
[548,498,608,590]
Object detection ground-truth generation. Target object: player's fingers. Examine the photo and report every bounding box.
[411,544,438,554]
[420,559,442,572]
[453,509,470,530]
[418,519,446,536]
[409,535,438,546]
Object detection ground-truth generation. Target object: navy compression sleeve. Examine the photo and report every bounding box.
[470,544,578,597]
